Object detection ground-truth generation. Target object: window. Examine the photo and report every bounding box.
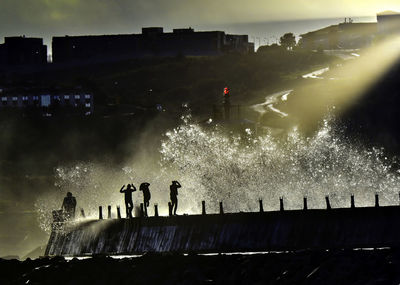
[12,97,18,101]
[64,95,70,99]
[85,103,91,108]
[41,95,51,107]
[75,95,80,99]
[1,97,7,101]
[22,96,29,106]
[85,94,91,99]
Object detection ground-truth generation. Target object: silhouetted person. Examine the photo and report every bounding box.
[170,181,181,215]
[140,182,151,217]
[120,184,136,218]
[62,192,77,220]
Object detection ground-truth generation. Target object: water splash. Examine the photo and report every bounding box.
[35,161,178,233]
[160,115,400,213]
[36,115,400,232]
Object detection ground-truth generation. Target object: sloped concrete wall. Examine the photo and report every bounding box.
[46,206,400,256]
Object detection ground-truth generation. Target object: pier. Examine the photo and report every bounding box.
[45,194,400,256]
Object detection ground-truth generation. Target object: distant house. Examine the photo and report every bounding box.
[52,27,254,64]
[299,21,377,50]
[0,89,94,116]
[0,36,47,66]
[377,11,400,35]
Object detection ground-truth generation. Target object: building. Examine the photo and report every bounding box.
[0,89,94,116]
[0,36,47,65]
[299,21,377,50]
[0,45,5,64]
[377,11,400,34]
[52,27,254,63]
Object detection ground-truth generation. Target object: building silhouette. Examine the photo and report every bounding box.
[299,22,377,50]
[299,11,400,50]
[377,11,400,35]
[52,27,254,63]
[0,87,94,116]
[0,36,47,66]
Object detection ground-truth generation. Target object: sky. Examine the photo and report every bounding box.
[1,0,399,37]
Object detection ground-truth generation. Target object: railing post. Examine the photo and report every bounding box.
[168,202,172,216]
[154,204,159,217]
[325,196,331,210]
[219,201,224,214]
[99,206,103,220]
[117,206,121,219]
[259,199,264,213]
[303,197,308,210]
[351,194,355,208]
[280,197,284,211]
[80,208,85,218]
[202,201,206,215]
[375,193,379,208]
[107,205,112,219]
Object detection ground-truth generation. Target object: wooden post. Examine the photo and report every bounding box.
[168,202,172,216]
[154,204,159,217]
[375,193,379,208]
[351,194,355,208]
[202,201,206,215]
[219,201,224,215]
[280,197,284,211]
[107,205,112,219]
[259,199,264,213]
[325,196,331,210]
[303,197,308,210]
[99,206,103,220]
[117,206,121,219]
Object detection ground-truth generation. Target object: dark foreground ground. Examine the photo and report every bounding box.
[1,249,400,285]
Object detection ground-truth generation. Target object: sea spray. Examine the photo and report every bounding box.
[160,115,400,212]
[36,115,400,232]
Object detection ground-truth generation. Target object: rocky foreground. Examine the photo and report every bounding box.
[1,249,400,284]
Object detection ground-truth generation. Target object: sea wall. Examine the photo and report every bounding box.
[45,206,400,256]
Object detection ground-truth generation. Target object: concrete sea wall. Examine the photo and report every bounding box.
[45,206,400,256]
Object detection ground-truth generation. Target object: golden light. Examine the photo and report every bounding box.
[279,34,400,132]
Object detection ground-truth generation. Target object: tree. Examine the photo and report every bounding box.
[279,33,296,50]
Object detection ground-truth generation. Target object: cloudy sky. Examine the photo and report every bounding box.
[1,0,399,39]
